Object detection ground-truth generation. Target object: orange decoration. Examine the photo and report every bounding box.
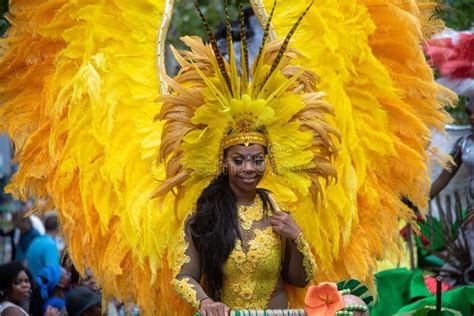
[304,282,344,316]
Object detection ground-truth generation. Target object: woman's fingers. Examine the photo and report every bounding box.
[224,304,231,315]
[200,302,229,316]
[271,211,301,240]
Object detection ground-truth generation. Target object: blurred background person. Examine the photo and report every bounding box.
[30,264,70,316]
[26,214,60,279]
[65,287,101,316]
[0,261,31,316]
[12,206,42,264]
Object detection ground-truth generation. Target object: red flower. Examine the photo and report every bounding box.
[305,282,344,316]
[423,276,453,295]
[424,32,474,78]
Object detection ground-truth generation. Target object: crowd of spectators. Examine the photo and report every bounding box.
[0,203,128,316]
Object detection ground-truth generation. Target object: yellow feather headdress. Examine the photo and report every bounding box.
[154,1,339,205]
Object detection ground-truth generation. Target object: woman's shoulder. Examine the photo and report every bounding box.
[0,302,28,316]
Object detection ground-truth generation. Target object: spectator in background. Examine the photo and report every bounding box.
[0,261,31,316]
[12,210,40,264]
[65,287,101,316]
[26,214,60,279]
[31,265,70,316]
[44,212,65,254]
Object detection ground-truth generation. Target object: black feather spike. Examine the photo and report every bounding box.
[193,0,234,97]
[239,0,249,89]
[225,0,233,58]
[253,0,277,70]
[259,1,313,92]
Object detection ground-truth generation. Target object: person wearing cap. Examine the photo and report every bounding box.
[65,287,101,316]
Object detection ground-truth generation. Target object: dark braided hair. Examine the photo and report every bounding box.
[188,172,272,300]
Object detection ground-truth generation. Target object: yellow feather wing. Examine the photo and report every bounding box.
[258,0,455,304]
[0,1,193,314]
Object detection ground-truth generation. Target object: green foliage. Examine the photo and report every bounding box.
[168,0,240,50]
[396,306,461,316]
[437,0,474,31]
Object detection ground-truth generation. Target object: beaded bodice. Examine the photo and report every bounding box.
[221,197,282,309]
[171,195,317,312]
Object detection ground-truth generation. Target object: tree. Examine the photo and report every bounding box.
[438,0,474,31]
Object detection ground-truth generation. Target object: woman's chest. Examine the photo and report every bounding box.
[222,225,283,309]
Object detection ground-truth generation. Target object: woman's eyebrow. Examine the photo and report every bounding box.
[229,152,265,157]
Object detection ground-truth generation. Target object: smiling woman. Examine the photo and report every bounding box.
[172,140,317,315]
[0,261,31,316]
[225,145,266,199]
[157,2,337,314]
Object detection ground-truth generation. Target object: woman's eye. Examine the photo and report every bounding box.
[232,158,243,165]
[255,159,265,165]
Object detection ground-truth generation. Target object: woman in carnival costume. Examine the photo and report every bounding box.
[0,0,455,314]
[165,5,330,313]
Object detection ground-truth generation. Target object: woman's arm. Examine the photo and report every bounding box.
[172,219,230,315]
[270,210,317,288]
[172,220,209,309]
[430,137,464,199]
[281,230,317,287]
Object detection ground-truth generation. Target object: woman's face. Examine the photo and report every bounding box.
[225,144,266,194]
[8,270,31,304]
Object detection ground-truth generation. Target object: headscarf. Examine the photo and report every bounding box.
[36,264,61,299]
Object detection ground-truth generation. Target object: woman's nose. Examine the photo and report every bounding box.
[242,160,255,171]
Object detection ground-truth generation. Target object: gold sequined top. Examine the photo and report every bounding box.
[171,195,317,311]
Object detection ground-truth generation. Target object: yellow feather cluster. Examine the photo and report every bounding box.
[261,0,455,304]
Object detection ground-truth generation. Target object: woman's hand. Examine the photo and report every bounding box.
[271,211,302,241]
[199,298,230,316]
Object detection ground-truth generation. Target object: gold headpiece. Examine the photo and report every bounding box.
[154,0,338,201]
[222,131,267,149]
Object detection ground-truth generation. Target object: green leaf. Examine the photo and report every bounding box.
[395,305,461,316]
[337,279,373,305]
[418,215,446,252]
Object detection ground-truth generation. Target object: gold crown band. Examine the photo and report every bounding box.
[222,132,268,149]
